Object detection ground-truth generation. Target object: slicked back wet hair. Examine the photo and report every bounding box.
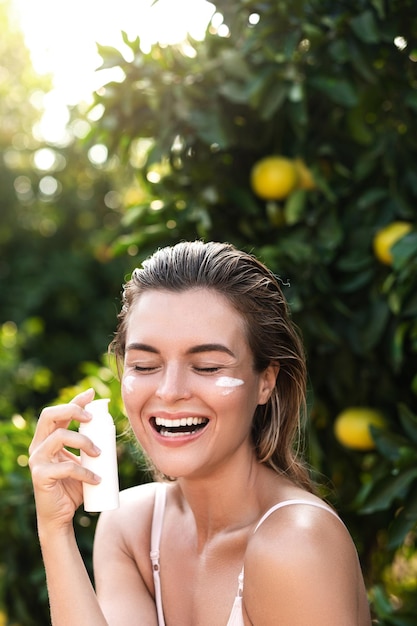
[110,240,313,491]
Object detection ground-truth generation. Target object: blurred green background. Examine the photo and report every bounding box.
[1,1,417,623]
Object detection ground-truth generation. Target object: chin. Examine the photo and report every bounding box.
[153,460,211,482]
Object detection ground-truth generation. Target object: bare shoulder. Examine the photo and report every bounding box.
[247,496,354,564]
[243,498,371,625]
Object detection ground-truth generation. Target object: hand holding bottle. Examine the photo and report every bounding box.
[28,388,102,535]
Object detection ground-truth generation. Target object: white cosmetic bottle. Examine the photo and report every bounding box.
[79,398,120,512]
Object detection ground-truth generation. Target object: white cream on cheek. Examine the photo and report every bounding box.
[122,374,135,394]
[215,376,244,396]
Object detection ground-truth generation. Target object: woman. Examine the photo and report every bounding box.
[29,240,372,625]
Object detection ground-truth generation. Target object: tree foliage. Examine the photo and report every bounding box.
[85,1,417,621]
[0,2,137,622]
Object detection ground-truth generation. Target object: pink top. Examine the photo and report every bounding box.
[150,483,342,626]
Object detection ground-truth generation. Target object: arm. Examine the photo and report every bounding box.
[243,506,371,626]
[28,389,114,625]
[93,487,159,625]
[39,527,109,626]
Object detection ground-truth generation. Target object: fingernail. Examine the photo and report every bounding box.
[93,445,101,454]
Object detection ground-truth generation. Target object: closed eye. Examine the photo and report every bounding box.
[133,365,159,372]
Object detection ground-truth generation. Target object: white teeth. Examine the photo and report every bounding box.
[153,416,208,438]
[161,430,194,438]
[154,416,206,427]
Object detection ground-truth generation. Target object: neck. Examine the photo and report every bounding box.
[174,454,275,542]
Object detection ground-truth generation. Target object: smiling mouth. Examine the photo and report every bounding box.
[151,416,209,438]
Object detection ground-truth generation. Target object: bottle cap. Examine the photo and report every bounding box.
[80,399,112,433]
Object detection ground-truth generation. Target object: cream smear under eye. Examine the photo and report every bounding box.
[122,375,135,393]
[215,376,244,395]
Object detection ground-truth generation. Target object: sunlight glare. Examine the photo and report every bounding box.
[138,0,215,51]
[88,144,108,166]
[33,147,57,171]
[11,0,215,141]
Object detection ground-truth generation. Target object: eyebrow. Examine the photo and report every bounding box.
[125,342,235,358]
[188,343,236,358]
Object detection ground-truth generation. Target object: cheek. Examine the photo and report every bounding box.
[121,375,147,437]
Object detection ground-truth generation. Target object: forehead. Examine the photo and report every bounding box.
[125,288,247,343]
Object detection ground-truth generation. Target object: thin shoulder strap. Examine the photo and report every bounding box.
[254,499,342,533]
[150,483,167,626]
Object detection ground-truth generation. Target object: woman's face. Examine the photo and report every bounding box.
[121,288,277,479]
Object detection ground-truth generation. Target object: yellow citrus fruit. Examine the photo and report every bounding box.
[334,407,386,451]
[373,221,412,265]
[250,156,298,200]
[294,158,316,190]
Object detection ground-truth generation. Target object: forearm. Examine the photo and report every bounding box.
[38,525,108,626]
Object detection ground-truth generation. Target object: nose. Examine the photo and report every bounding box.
[155,363,191,403]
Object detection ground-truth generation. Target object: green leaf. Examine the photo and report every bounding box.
[283,30,302,59]
[357,187,387,209]
[347,107,373,145]
[372,427,410,462]
[387,483,417,548]
[403,484,417,520]
[405,90,417,113]
[219,81,252,104]
[370,0,385,19]
[121,205,148,227]
[359,299,390,350]
[260,82,288,120]
[392,232,417,270]
[247,67,276,108]
[360,467,417,514]
[391,322,411,372]
[220,49,253,81]
[336,252,373,273]
[387,512,416,549]
[403,292,417,317]
[337,268,375,293]
[189,109,231,149]
[309,76,358,107]
[350,11,380,44]
[348,42,378,84]
[95,44,127,70]
[398,404,417,446]
[284,189,306,225]
[305,314,341,345]
[329,39,350,63]
[370,584,395,616]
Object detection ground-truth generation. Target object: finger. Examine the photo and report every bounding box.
[31,457,102,487]
[29,389,95,454]
[29,430,102,498]
[30,425,101,464]
[70,387,95,409]
[38,428,100,459]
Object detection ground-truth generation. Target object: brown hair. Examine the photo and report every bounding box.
[110,240,313,491]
